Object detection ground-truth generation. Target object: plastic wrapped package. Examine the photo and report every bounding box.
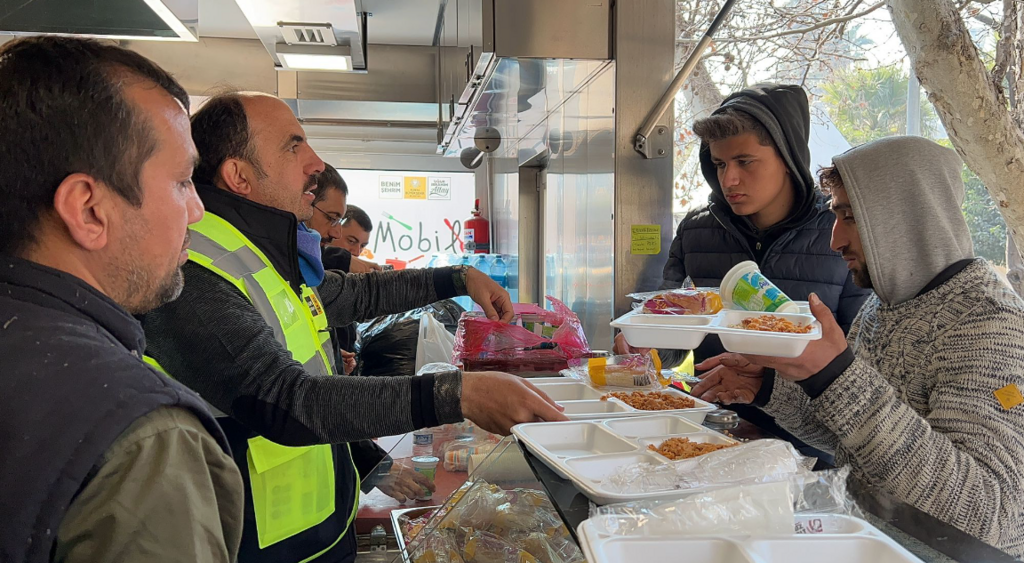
[408,528,464,563]
[588,467,856,538]
[452,297,591,374]
[491,499,566,539]
[441,483,509,531]
[443,437,498,472]
[397,479,584,563]
[606,439,816,495]
[564,352,665,389]
[518,533,585,563]
[640,289,724,315]
[462,529,539,563]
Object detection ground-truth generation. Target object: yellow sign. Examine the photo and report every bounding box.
[994,384,1024,410]
[404,176,427,200]
[630,224,661,255]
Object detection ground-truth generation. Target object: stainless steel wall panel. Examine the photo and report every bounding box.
[612,1,676,317]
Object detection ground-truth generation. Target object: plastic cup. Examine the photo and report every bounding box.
[411,455,439,500]
[720,261,798,313]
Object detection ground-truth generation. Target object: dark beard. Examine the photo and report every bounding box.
[852,264,874,289]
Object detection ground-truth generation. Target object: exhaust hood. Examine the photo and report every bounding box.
[434,0,612,157]
[0,0,198,41]
[233,0,366,72]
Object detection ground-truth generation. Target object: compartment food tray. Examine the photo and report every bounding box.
[576,514,925,563]
[513,415,741,504]
[612,309,822,358]
[531,381,715,423]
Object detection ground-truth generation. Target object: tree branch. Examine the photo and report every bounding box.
[991,0,1016,91]
[677,1,886,44]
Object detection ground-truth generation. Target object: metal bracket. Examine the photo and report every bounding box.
[634,0,738,159]
[634,125,672,159]
[368,525,387,552]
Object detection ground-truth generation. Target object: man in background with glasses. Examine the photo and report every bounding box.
[307,163,381,274]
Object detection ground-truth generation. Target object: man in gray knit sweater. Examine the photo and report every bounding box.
[693,136,1024,556]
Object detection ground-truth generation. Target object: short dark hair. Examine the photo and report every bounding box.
[343,204,373,233]
[312,163,349,204]
[0,36,189,255]
[190,92,264,186]
[818,165,845,195]
[693,107,775,148]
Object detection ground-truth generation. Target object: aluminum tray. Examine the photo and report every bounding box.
[512,415,740,504]
[531,381,715,423]
[390,505,442,563]
[576,514,925,563]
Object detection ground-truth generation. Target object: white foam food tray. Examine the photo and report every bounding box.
[530,381,715,423]
[512,415,740,504]
[576,514,925,563]
[612,309,822,358]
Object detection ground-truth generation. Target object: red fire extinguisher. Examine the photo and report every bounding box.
[463,199,490,254]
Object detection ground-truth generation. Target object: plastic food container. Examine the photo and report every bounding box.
[611,309,820,359]
[611,312,713,350]
[575,516,926,563]
[531,382,716,423]
[720,261,799,313]
[712,311,821,357]
[512,415,739,503]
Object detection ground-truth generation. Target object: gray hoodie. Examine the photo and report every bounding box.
[760,136,1024,555]
[832,135,974,305]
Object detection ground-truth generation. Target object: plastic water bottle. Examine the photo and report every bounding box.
[508,254,519,303]
[471,253,491,278]
[426,255,438,269]
[490,255,508,289]
[412,428,434,456]
[455,253,475,311]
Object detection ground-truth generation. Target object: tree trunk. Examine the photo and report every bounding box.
[887,0,1024,280]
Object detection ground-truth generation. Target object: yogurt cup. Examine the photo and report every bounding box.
[411,455,439,500]
[720,261,798,313]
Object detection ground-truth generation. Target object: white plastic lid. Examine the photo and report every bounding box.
[411,456,439,468]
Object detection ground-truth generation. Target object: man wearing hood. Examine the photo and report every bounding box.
[617,84,869,363]
[617,84,870,459]
[693,136,1024,556]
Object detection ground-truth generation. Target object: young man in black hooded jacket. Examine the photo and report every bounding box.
[618,84,869,364]
[616,84,870,457]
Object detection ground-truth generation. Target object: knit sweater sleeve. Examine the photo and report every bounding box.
[142,264,465,446]
[760,377,840,453]
[808,306,1024,546]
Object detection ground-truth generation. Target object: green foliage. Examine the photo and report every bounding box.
[820,66,938,144]
[961,167,1008,263]
[821,67,1007,264]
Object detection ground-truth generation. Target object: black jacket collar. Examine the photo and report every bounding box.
[916,258,977,298]
[195,183,303,292]
[0,254,146,353]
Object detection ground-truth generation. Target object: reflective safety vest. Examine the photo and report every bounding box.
[161,211,360,562]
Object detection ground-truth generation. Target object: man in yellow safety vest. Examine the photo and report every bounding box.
[141,91,566,563]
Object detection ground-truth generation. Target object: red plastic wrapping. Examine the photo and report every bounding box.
[452,297,591,375]
[640,289,723,315]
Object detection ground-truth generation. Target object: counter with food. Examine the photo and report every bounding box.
[517,410,1020,563]
[376,275,1019,562]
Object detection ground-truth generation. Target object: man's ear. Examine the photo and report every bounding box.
[218,159,253,197]
[52,173,113,251]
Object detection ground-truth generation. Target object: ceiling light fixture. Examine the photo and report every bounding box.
[275,43,353,72]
